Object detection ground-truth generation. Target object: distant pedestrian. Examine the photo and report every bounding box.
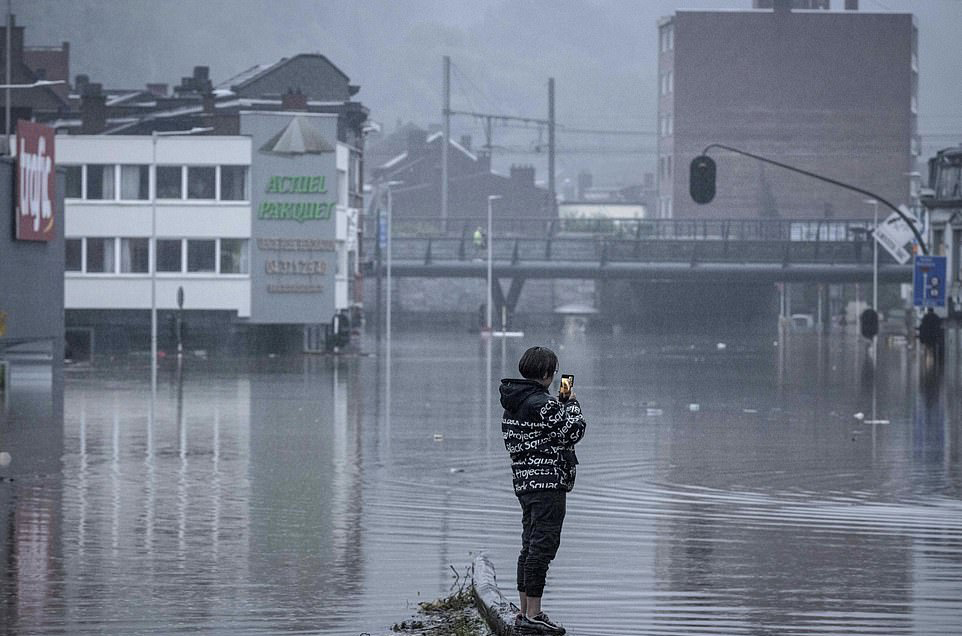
[918,307,943,362]
[501,346,586,635]
[473,226,486,256]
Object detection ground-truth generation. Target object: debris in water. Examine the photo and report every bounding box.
[449,467,464,473]
[433,433,444,442]
[717,342,727,350]
[743,408,758,414]
[0,452,11,467]
[853,412,865,420]
[688,403,700,412]
[645,408,663,416]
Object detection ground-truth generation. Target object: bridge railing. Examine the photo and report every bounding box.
[362,215,876,242]
[364,235,898,266]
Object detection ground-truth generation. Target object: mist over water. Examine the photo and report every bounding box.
[1,330,959,635]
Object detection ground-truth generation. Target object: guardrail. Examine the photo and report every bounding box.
[362,235,894,267]
[362,215,877,242]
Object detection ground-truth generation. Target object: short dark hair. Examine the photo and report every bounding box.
[519,346,557,381]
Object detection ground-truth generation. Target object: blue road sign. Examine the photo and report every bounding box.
[378,214,388,251]
[913,255,946,307]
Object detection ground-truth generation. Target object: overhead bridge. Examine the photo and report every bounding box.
[363,217,912,323]
[371,236,910,283]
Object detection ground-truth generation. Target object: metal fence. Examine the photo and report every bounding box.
[363,234,894,267]
[362,215,876,242]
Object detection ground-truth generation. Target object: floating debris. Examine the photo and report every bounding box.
[717,342,727,350]
[433,433,444,442]
[645,408,663,416]
[853,412,865,421]
[688,403,700,412]
[743,408,758,414]
[449,467,464,474]
[0,452,11,467]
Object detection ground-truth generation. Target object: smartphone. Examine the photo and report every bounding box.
[560,374,574,398]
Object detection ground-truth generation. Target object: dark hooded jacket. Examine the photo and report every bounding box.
[500,378,587,495]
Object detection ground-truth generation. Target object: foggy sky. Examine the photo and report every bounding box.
[17,0,962,187]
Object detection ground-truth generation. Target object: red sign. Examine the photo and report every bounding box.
[16,120,56,241]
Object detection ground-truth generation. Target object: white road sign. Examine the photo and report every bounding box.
[874,208,916,265]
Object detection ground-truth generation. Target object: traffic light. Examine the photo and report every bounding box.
[860,308,879,339]
[690,155,716,204]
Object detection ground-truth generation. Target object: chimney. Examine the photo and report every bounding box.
[844,0,858,9]
[510,164,535,186]
[202,92,216,114]
[0,15,24,70]
[80,82,106,134]
[146,83,168,97]
[281,88,308,111]
[459,135,472,152]
[407,128,427,155]
[75,74,89,94]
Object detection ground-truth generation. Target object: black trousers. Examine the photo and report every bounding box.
[516,489,566,598]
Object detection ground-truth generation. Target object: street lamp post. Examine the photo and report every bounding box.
[486,195,502,331]
[150,128,212,393]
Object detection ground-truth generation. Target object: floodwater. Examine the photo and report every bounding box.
[1,329,961,635]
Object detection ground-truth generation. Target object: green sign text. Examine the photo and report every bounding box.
[266,176,328,194]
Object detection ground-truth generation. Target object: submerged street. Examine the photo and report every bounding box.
[1,330,960,635]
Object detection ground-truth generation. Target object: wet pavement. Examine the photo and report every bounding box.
[1,329,960,635]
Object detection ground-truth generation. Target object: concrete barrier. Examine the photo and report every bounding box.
[471,553,517,635]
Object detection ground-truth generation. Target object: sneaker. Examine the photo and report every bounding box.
[518,612,566,635]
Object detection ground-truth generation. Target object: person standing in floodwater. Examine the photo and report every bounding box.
[501,346,587,635]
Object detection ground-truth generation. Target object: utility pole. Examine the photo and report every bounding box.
[442,56,450,227]
[5,1,12,142]
[548,77,556,212]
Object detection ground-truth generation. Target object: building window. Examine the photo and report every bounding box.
[349,152,361,197]
[219,239,249,274]
[65,238,82,271]
[659,25,674,53]
[187,239,216,272]
[667,71,673,94]
[156,166,183,199]
[220,166,248,201]
[86,164,115,200]
[120,165,150,200]
[64,165,82,199]
[86,238,115,273]
[667,156,672,179]
[187,166,216,200]
[120,238,150,273]
[156,239,182,272]
[338,169,348,208]
[938,165,962,200]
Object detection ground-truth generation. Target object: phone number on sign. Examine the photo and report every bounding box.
[264,259,328,275]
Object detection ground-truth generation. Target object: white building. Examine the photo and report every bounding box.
[58,123,360,355]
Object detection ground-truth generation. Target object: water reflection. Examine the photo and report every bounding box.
[0,331,959,635]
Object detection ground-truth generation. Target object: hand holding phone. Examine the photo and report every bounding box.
[559,373,574,402]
